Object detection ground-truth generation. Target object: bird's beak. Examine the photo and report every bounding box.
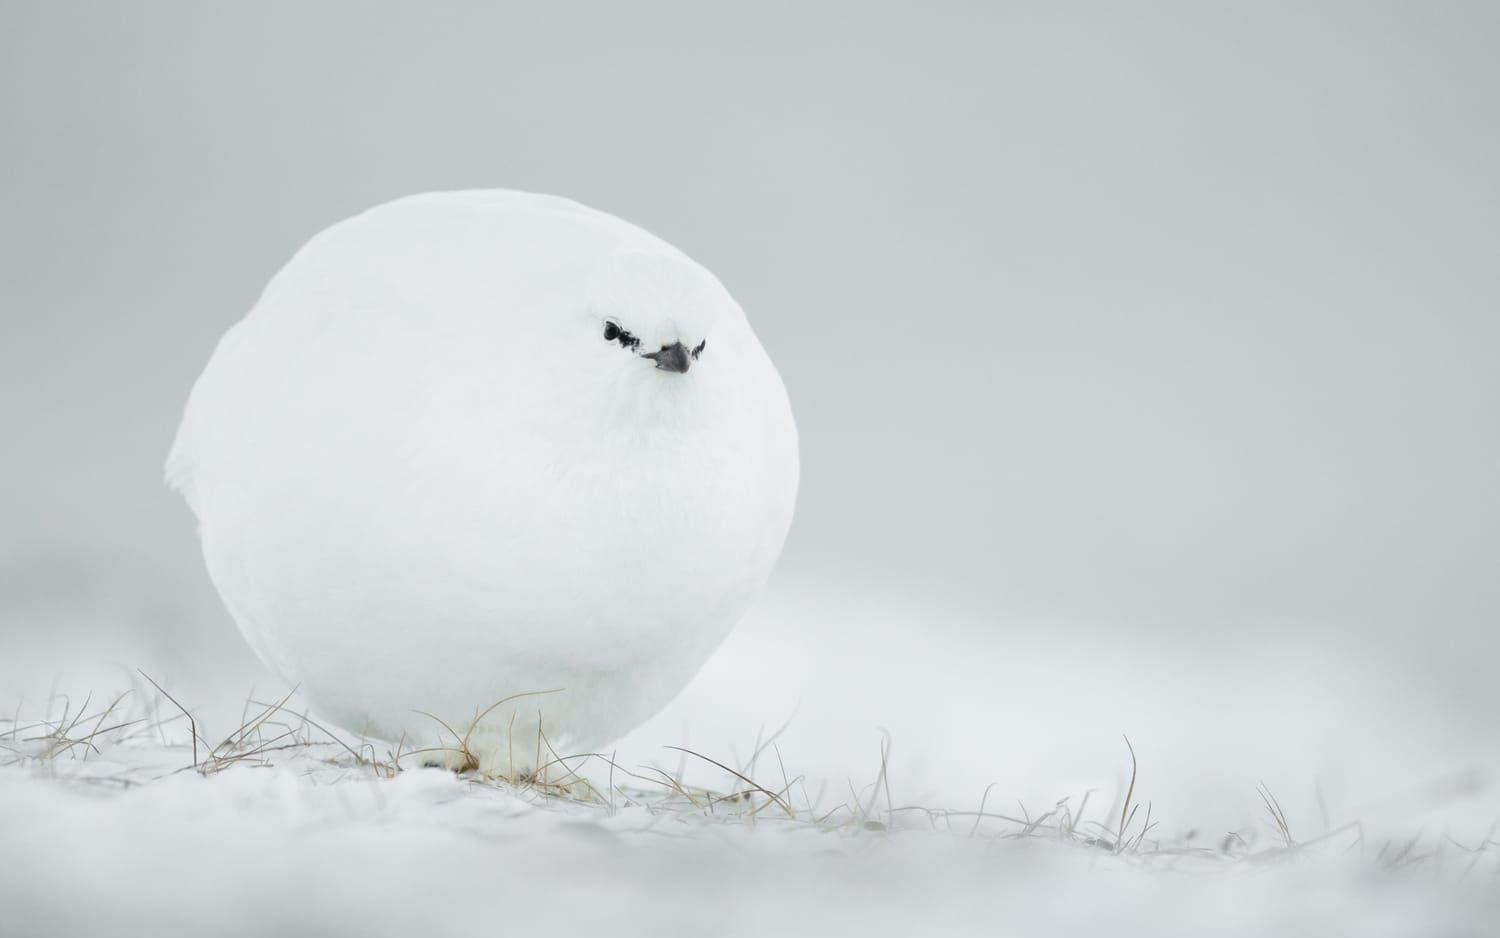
[643,342,691,374]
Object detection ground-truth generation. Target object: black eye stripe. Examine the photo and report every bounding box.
[602,321,640,349]
[603,323,706,356]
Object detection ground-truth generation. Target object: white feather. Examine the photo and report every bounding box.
[169,190,798,769]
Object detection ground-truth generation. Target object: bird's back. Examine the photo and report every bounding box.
[168,189,666,515]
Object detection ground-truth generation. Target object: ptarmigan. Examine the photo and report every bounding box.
[168,190,798,774]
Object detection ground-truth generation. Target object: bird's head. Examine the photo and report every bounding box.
[599,319,707,374]
[580,248,739,394]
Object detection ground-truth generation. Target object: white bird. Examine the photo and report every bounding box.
[168,190,798,773]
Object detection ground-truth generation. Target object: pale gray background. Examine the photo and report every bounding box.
[2,2,1497,739]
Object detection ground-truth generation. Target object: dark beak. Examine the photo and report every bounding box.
[644,342,691,374]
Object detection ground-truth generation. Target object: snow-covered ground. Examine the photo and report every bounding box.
[3,583,1496,937]
[3,746,1494,938]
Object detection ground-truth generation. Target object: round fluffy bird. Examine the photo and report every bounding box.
[168,190,799,774]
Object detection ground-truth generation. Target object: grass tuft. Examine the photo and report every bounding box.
[1,679,1495,880]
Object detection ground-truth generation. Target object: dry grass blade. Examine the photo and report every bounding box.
[638,763,704,808]
[1117,735,1138,848]
[137,670,202,769]
[247,699,376,770]
[214,687,297,753]
[970,782,1000,837]
[462,689,564,756]
[1257,783,1294,848]
[7,680,1492,882]
[24,692,147,762]
[531,726,604,801]
[75,692,133,761]
[855,731,895,830]
[410,710,478,772]
[664,745,794,818]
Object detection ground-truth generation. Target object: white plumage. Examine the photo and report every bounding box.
[169,190,798,771]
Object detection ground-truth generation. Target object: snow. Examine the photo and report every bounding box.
[2,583,1496,937]
[1,745,1494,937]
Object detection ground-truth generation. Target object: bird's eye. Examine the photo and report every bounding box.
[602,321,640,349]
[691,339,706,359]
